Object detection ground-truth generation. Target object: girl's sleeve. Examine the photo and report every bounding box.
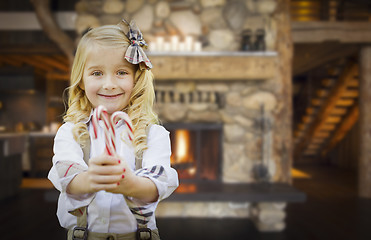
[47,122,95,213]
[137,125,179,201]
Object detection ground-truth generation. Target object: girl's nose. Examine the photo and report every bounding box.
[103,75,117,89]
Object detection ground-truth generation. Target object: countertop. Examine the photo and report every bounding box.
[0,132,28,139]
[0,131,55,138]
[0,131,55,156]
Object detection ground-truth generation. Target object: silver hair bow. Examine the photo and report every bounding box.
[119,19,153,70]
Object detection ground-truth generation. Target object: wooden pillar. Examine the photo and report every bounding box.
[274,0,293,183]
[359,47,371,198]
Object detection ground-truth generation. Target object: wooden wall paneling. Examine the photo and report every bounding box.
[359,47,371,198]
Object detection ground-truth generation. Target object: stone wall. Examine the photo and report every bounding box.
[155,77,282,183]
[74,0,277,52]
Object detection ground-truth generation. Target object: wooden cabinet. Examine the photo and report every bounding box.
[0,135,25,200]
[29,134,54,177]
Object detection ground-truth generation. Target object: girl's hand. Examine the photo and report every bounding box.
[85,154,125,193]
[106,155,136,196]
[108,156,159,203]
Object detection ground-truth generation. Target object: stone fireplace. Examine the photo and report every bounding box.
[151,52,281,184]
[148,53,297,232]
[73,0,297,232]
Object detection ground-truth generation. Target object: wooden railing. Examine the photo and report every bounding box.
[291,0,371,22]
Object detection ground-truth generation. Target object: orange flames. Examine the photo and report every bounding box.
[171,129,192,164]
[170,129,196,178]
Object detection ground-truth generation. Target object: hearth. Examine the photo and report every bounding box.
[165,123,222,183]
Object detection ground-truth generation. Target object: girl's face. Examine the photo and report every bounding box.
[81,44,136,115]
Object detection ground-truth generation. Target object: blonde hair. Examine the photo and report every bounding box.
[64,24,158,158]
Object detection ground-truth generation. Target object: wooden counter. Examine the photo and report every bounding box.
[0,133,26,200]
[28,132,55,177]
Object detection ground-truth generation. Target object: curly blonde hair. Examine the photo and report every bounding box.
[64,24,158,159]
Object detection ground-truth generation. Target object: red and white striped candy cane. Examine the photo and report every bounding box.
[92,105,116,156]
[111,111,134,142]
[91,105,134,156]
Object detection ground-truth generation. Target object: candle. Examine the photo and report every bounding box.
[149,42,157,52]
[171,35,179,52]
[194,41,202,52]
[178,42,186,52]
[156,36,164,51]
[185,36,193,52]
[163,42,171,52]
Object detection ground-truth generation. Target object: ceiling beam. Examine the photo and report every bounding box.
[32,55,69,72]
[0,11,75,31]
[293,43,360,75]
[30,0,75,65]
[46,72,69,81]
[0,55,23,67]
[292,22,371,43]
[8,55,53,72]
[0,45,63,55]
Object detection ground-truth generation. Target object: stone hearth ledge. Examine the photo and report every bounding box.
[148,51,278,81]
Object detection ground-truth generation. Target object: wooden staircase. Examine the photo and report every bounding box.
[294,62,359,159]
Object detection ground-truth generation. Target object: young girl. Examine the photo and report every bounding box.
[48,20,179,240]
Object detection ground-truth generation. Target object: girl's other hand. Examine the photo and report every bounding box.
[106,156,136,195]
[85,154,125,193]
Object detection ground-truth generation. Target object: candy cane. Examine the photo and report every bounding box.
[111,111,134,142]
[92,105,116,156]
[91,105,134,156]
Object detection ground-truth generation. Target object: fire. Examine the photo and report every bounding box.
[174,129,191,163]
[170,129,196,179]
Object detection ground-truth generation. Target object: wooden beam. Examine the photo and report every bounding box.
[321,104,359,156]
[150,54,278,80]
[0,44,62,55]
[292,22,371,43]
[30,0,75,65]
[274,0,293,183]
[46,72,69,81]
[294,63,358,159]
[33,55,69,72]
[0,55,23,67]
[8,55,53,72]
[51,54,68,63]
[293,43,359,75]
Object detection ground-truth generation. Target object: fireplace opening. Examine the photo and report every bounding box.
[165,123,223,183]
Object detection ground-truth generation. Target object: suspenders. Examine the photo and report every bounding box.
[71,136,153,240]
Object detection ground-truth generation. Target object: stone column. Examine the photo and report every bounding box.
[359,47,371,198]
[250,202,286,231]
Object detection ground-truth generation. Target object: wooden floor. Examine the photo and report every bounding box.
[1,164,370,240]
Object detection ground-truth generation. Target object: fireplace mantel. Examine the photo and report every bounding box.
[148,51,278,81]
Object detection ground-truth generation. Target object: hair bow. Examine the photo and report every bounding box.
[119,19,153,70]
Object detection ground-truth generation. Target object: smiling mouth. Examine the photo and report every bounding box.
[98,93,123,98]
